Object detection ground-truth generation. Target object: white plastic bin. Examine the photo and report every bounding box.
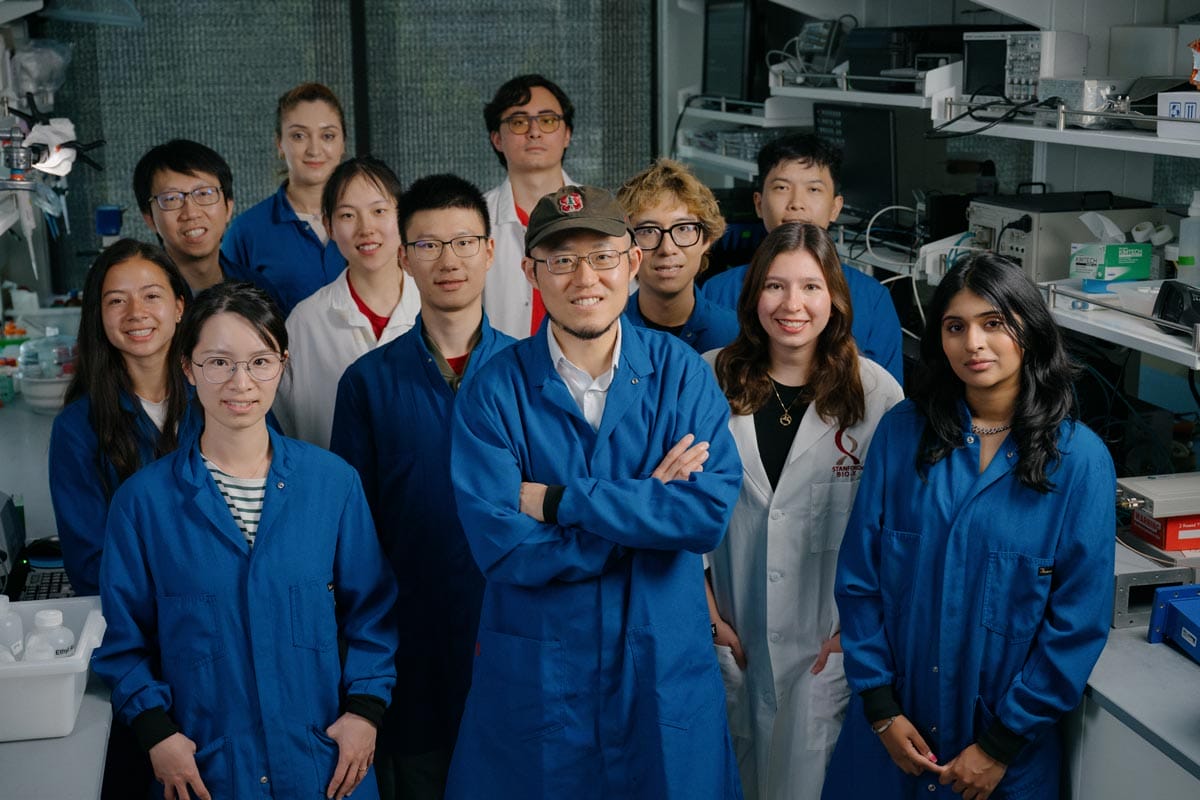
[0,596,105,741]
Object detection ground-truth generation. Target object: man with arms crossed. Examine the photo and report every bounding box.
[481,74,576,338]
[331,174,514,800]
[447,185,744,799]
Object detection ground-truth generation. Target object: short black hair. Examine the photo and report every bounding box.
[483,74,575,168]
[320,156,403,223]
[756,133,842,194]
[399,174,490,242]
[133,139,233,215]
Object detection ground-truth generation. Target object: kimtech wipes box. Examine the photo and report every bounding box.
[1069,242,1152,281]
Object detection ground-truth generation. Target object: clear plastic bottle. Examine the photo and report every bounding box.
[1176,190,1200,286]
[0,597,23,661]
[23,609,75,661]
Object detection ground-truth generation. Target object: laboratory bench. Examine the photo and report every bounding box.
[0,394,57,541]
[1065,626,1200,798]
[0,672,111,800]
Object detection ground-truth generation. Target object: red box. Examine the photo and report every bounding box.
[1131,508,1200,551]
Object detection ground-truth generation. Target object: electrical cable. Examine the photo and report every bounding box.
[865,205,919,268]
[668,94,718,160]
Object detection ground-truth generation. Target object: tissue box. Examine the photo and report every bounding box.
[1069,242,1152,281]
[1157,91,1200,140]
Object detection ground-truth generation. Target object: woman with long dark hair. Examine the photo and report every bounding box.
[49,238,200,597]
[823,253,1115,800]
[705,222,903,800]
[94,281,398,800]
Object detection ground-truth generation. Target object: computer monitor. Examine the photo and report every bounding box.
[703,1,753,100]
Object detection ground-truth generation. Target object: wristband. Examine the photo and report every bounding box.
[872,716,897,735]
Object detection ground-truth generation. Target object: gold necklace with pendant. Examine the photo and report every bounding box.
[769,379,804,427]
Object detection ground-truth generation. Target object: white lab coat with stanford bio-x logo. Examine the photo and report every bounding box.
[705,355,902,800]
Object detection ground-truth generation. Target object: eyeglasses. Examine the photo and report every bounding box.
[633,222,706,251]
[405,235,487,261]
[150,186,223,212]
[499,113,564,135]
[191,355,284,384]
[532,248,630,275]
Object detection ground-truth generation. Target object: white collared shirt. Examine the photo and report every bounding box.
[546,320,622,431]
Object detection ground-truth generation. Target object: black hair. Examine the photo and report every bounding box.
[756,133,842,195]
[911,252,1078,492]
[399,173,490,241]
[132,139,233,216]
[320,155,403,223]
[483,74,575,168]
[66,239,191,493]
[176,282,289,370]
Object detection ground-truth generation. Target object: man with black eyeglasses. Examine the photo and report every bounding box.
[481,74,576,339]
[133,139,234,295]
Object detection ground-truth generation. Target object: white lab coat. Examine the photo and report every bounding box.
[275,268,420,448]
[482,170,573,340]
[705,354,902,800]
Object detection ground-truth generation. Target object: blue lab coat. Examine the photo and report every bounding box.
[701,263,904,385]
[623,288,739,354]
[446,321,745,800]
[94,429,399,800]
[221,184,346,316]
[822,401,1115,799]
[48,389,202,596]
[330,314,515,756]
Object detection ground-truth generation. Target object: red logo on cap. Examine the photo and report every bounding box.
[559,192,584,213]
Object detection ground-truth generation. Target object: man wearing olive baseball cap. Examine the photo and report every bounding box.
[446,184,745,798]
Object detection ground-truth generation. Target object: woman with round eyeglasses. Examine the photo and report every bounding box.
[704,223,903,800]
[617,159,738,353]
[94,281,399,800]
[272,155,418,448]
[222,82,349,317]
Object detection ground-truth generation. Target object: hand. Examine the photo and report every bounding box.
[713,617,747,669]
[651,434,710,483]
[876,715,942,777]
[325,712,377,799]
[148,733,211,800]
[811,633,842,674]
[939,743,1007,800]
[519,482,548,521]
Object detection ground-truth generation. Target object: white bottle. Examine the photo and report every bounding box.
[23,609,75,661]
[0,596,23,661]
[1176,190,1200,286]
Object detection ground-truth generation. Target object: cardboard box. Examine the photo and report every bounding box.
[1069,242,1152,281]
[1131,507,1200,551]
[1158,90,1200,140]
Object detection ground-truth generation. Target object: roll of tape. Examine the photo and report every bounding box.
[1150,225,1174,246]
[1131,221,1154,242]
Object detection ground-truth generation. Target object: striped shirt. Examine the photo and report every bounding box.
[202,455,267,547]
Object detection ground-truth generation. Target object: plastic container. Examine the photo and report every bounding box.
[0,596,23,661]
[1176,190,1200,286]
[0,597,105,741]
[14,307,81,338]
[17,332,77,380]
[23,609,76,661]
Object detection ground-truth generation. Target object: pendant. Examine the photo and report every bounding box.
[779,412,793,427]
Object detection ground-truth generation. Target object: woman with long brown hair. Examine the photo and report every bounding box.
[704,222,903,800]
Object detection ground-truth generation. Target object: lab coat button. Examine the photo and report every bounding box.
[684,331,693,339]
[276,481,285,489]
[260,776,269,784]
[770,510,784,520]
[932,665,939,673]
[930,725,938,733]
[769,632,781,643]
[631,378,639,385]
[768,571,782,582]
[966,435,975,444]
[927,784,936,792]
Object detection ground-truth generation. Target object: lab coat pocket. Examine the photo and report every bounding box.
[193,735,236,800]
[157,593,225,670]
[290,576,338,652]
[472,628,564,741]
[807,651,851,750]
[878,526,922,618]
[628,615,719,730]
[714,644,752,738]
[982,551,1054,643]
[809,481,858,552]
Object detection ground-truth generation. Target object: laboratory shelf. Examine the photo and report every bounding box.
[1040,280,1200,371]
[676,145,758,181]
[937,119,1200,159]
[683,107,809,128]
[772,84,932,109]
